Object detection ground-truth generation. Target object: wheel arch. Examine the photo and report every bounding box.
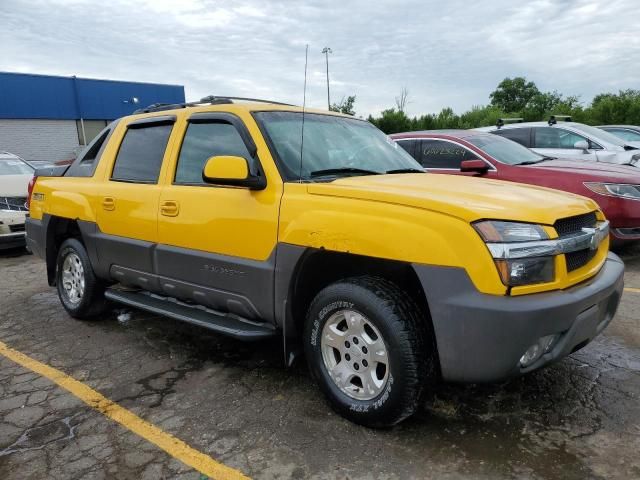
[279,246,435,366]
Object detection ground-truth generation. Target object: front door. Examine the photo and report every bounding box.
[417,139,497,178]
[156,113,282,321]
[531,127,598,162]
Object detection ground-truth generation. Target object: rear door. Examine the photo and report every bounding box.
[96,116,176,279]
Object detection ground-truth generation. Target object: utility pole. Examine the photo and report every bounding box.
[322,47,332,110]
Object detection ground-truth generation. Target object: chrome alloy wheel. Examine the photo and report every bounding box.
[61,252,85,304]
[320,309,390,401]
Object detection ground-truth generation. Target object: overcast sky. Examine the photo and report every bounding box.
[2,0,639,117]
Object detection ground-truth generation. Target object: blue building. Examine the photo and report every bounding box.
[0,72,185,162]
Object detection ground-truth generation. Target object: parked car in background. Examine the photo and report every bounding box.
[391,130,640,244]
[598,125,640,143]
[0,151,33,250]
[475,117,640,167]
[26,160,56,169]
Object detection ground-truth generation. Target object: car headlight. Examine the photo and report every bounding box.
[474,220,555,286]
[584,182,640,200]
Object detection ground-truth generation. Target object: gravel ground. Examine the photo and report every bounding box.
[0,244,639,479]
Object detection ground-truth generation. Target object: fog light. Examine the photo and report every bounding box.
[519,334,560,368]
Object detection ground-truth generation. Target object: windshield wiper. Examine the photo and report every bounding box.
[309,167,381,178]
[515,160,543,165]
[385,168,425,174]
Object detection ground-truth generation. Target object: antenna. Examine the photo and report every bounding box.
[299,44,309,183]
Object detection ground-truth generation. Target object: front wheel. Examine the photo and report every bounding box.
[304,276,436,428]
[56,238,108,319]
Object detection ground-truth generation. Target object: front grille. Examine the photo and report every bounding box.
[554,212,597,237]
[554,211,599,272]
[9,223,25,233]
[0,196,28,212]
[565,249,597,272]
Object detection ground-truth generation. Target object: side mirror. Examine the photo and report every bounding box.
[202,156,266,190]
[574,140,589,153]
[460,159,490,174]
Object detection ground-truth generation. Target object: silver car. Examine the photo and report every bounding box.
[598,125,640,143]
[475,118,640,167]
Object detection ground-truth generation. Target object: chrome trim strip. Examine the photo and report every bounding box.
[487,221,609,259]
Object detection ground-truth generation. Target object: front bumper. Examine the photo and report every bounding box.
[0,211,27,250]
[0,232,26,250]
[413,253,624,383]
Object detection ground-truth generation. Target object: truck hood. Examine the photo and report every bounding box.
[0,174,31,197]
[307,174,597,224]
[525,159,640,182]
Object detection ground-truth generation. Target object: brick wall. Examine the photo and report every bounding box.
[0,119,81,163]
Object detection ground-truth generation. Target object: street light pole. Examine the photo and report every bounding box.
[322,47,332,110]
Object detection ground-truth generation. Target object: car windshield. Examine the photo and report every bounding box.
[0,158,34,175]
[606,129,640,142]
[255,111,423,181]
[570,123,629,147]
[466,134,545,165]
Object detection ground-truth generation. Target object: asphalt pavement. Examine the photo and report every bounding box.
[1,244,639,479]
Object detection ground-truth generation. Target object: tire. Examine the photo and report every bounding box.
[56,238,108,319]
[304,276,436,428]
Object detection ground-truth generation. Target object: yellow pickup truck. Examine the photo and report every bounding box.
[26,97,624,427]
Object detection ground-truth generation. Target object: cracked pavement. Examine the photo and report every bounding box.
[0,244,639,479]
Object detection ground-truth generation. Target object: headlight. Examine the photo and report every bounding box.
[584,182,640,200]
[474,221,548,242]
[474,220,554,286]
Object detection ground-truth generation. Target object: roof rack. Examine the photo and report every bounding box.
[548,115,572,126]
[496,117,523,129]
[134,95,295,114]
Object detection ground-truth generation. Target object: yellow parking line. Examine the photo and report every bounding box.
[0,340,249,480]
[625,287,640,294]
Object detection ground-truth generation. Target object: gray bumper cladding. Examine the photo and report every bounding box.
[413,253,625,383]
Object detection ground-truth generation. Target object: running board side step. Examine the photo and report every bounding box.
[104,289,277,341]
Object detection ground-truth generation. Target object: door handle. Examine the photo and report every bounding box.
[160,200,180,217]
[102,196,115,211]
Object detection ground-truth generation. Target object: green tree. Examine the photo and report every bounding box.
[490,77,540,112]
[330,95,357,115]
[368,108,412,134]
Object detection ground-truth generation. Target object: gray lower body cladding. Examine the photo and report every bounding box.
[414,252,625,383]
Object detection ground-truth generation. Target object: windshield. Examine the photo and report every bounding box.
[466,134,544,165]
[255,111,422,181]
[570,123,629,147]
[0,158,34,175]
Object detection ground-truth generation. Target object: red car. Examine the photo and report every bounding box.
[391,130,640,244]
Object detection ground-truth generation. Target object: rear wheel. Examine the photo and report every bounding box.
[56,238,108,319]
[304,276,436,427]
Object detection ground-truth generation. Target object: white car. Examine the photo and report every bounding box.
[475,117,640,167]
[0,152,34,250]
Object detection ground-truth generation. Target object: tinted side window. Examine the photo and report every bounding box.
[396,139,416,158]
[111,125,173,183]
[418,140,477,169]
[533,127,586,149]
[175,122,252,184]
[492,127,531,147]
